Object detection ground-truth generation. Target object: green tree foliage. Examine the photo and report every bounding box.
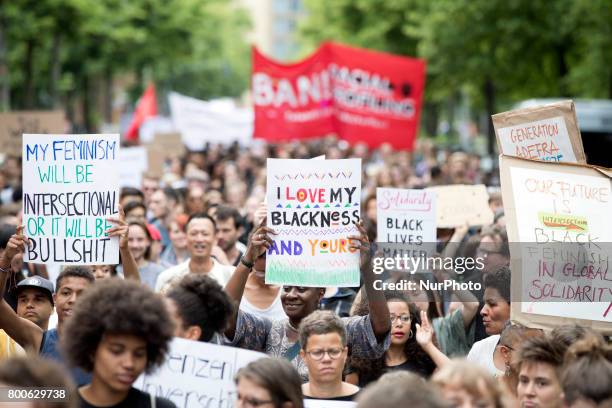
[301,0,612,150]
[0,0,249,129]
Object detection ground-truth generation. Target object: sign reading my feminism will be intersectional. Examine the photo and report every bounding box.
[266,159,362,287]
[22,134,120,265]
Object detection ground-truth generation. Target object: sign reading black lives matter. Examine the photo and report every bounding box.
[22,134,120,265]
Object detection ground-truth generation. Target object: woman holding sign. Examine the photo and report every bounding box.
[224,220,391,382]
[61,279,176,408]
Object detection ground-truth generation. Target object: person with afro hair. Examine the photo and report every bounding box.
[61,279,175,408]
[164,273,233,342]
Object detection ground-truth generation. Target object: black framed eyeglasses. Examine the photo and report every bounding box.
[390,314,411,324]
[236,393,274,407]
[306,347,344,360]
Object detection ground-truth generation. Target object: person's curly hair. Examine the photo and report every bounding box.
[166,273,233,342]
[61,279,173,374]
[349,291,436,386]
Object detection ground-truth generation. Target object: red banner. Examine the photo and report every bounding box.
[252,42,426,150]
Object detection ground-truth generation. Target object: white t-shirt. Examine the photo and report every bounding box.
[466,334,503,377]
[155,258,234,293]
[239,290,287,321]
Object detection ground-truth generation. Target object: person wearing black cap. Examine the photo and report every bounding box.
[15,276,54,330]
[0,217,130,386]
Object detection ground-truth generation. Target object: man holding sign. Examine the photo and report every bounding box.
[0,133,137,386]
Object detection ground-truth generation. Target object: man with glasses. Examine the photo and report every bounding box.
[477,225,510,278]
[300,310,361,401]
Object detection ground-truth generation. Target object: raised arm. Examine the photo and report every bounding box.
[0,226,44,351]
[0,225,24,297]
[453,287,480,328]
[349,221,390,340]
[107,207,139,282]
[440,223,469,259]
[434,263,479,328]
[416,310,450,369]
[224,221,274,339]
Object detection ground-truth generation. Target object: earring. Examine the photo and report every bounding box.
[504,362,512,377]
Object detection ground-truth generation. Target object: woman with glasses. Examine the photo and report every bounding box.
[299,310,360,401]
[347,293,450,387]
[496,322,543,403]
[224,220,391,382]
[235,358,304,408]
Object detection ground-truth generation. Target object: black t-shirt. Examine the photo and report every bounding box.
[305,390,360,402]
[78,388,176,408]
[386,359,433,378]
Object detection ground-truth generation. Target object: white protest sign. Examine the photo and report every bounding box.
[376,188,436,270]
[492,100,586,163]
[22,134,120,265]
[169,92,253,149]
[426,184,493,228]
[266,159,362,287]
[134,338,267,408]
[496,117,578,162]
[118,146,148,188]
[500,155,612,332]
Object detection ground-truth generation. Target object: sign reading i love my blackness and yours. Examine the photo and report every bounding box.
[266,158,362,286]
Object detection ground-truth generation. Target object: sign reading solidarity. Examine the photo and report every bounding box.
[135,338,267,408]
[22,134,120,265]
[500,155,612,332]
[492,101,586,163]
[252,42,426,151]
[266,158,362,286]
[376,188,437,268]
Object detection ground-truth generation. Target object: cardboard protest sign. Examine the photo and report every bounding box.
[425,185,493,228]
[376,188,436,269]
[500,155,612,333]
[143,133,186,178]
[492,101,586,163]
[22,134,120,265]
[134,338,266,408]
[0,111,65,157]
[151,132,186,158]
[118,146,148,188]
[266,159,362,286]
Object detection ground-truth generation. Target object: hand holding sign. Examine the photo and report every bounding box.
[244,219,276,263]
[1,225,27,266]
[348,221,371,270]
[105,206,128,250]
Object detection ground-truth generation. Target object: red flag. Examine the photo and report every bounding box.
[252,42,426,150]
[125,83,157,141]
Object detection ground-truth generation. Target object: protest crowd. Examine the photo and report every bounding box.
[0,129,610,408]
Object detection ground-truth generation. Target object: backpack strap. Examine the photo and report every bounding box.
[282,341,301,361]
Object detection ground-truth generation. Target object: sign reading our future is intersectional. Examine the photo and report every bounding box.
[22,134,120,265]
